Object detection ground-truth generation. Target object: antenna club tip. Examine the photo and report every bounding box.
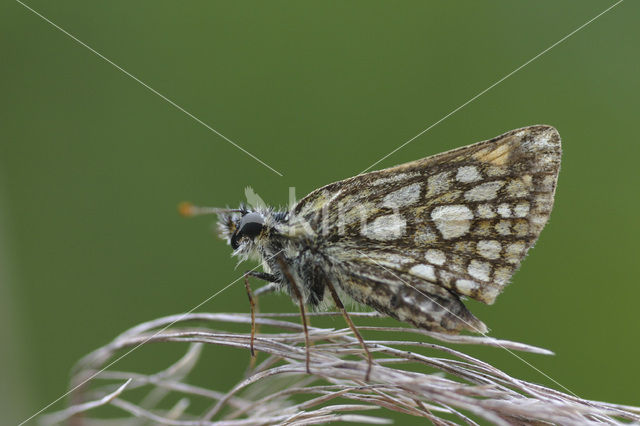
[178,201,195,218]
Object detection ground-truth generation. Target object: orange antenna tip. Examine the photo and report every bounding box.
[178,202,243,217]
[178,201,196,217]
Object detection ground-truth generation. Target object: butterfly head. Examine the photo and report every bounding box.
[228,210,265,250]
[180,200,306,261]
[178,202,262,252]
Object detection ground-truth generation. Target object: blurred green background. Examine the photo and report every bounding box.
[2,1,639,424]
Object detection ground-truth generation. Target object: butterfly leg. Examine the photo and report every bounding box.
[325,280,374,381]
[246,271,278,283]
[275,256,312,375]
[254,282,278,296]
[242,274,258,359]
[242,272,283,374]
[243,271,278,361]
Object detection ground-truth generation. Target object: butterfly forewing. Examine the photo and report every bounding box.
[292,125,561,327]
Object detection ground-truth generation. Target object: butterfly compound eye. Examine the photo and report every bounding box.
[231,212,264,249]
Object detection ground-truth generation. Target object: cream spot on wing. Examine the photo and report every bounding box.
[477,204,496,219]
[506,178,530,198]
[456,279,479,294]
[540,174,556,191]
[477,240,501,259]
[505,241,526,264]
[431,205,473,239]
[409,264,436,281]
[513,220,529,237]
[468,260,491,282]
[381,182,421,209]
[390,254,415,265]
[534,194,553,211]
[495,220,511,236]
[464,181,505,202]
[426,171,451,197]
[480,286,501,304]
[494,266,513,285]
[456,166,481,183]
[362,214,406,240]
[372,172,419,186]
[530,215,548,233]
[539,154,557,168]
[425,249,446,266]
[497,203,512,218]
[366,253,415,269]
[513,202,530,218]
[439,271,455,285]
[535,193,551,203]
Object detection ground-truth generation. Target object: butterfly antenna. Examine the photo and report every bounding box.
[178,202,243,218]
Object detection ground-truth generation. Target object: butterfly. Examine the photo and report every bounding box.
[182,125,561,379]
